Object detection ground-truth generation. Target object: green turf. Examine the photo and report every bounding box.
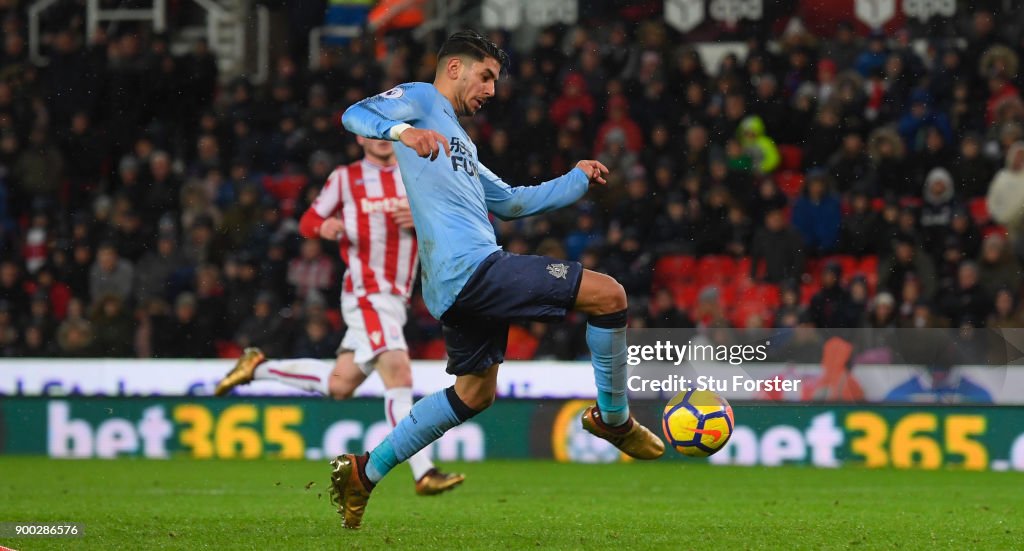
[0,458,1022,550]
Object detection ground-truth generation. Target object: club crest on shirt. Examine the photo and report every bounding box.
[547,263,569,279]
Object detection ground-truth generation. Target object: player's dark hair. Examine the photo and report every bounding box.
[437,30,509,75]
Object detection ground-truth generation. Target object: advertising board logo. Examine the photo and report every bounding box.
[550,400,630,464]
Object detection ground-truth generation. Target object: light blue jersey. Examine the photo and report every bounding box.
[342,82,589,318]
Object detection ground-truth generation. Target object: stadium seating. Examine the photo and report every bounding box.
[669,282,701,309]
[652,255,697,290]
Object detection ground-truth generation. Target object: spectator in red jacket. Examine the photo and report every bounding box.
[593,94,643,156]
[985,72,1021,128]
[549,73,595,127]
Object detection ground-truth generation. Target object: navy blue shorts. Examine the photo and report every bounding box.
[441,251,583,376]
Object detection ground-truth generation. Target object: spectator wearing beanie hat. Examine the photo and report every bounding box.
[920,167,958,258]
[809,261,857,328]
[879,233,937,303]
[750,207,805,284]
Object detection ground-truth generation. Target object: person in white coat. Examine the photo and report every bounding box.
[986,141,1024,259]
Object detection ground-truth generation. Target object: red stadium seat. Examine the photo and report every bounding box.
[747,257,768,280]
[653,255,696,290]
[670,282,701,309]
[857,255,878,275]
[775,170,804,199]
[741,284,782,309]
[969,197,990,226]
[800,282,820,305]
[695,255,738,286]
[804,257,823,279]
[730,304,774,328]
[736,256,753,278]
[717,281,738,307]
[855,255,879,293]
[822,254,858,281]
[779,145,804,171]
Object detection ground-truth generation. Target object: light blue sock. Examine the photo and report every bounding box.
[586,323,629,426]
[365,389,463,482]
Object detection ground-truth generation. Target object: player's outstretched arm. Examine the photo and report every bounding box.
[341,86,420,140]
[341,84,450,160]
[480,160,608,221]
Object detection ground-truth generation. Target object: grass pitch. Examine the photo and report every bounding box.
[1,458,1022,550]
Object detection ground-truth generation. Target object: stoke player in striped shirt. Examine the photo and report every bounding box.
[214,136,464,496]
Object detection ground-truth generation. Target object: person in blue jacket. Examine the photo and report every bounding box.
[791,169,841,255]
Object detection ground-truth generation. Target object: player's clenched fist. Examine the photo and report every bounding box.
[399,127,451,161]
[318,217,345,240]
[575,160,610,185]
[392,205,415,230]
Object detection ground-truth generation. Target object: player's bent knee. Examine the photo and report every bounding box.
[375,351,413,388]
[592,280,627,315]
[607,281,628,312]
[578,272,628,316]
[328,353,365,399]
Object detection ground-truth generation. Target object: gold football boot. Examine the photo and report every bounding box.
[329,454,374,529]
[414,469,466,496]
[581,406,665,459]
[213,347,266,396]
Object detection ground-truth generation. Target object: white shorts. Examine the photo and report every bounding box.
[337,293,409,374]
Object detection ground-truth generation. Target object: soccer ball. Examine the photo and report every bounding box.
[662,389,734,457]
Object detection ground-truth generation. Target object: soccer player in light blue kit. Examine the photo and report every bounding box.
[331,30,664,529]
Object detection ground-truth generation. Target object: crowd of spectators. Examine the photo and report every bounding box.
[2,3,1024,362]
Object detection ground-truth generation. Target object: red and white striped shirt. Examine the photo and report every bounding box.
[299,159,418,300]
